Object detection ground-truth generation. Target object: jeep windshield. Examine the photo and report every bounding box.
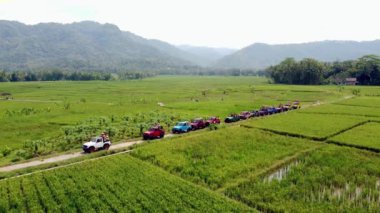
[192,119,201,122]
[90,137,99,142]
[176,122,187,126]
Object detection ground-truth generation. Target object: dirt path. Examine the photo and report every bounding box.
[0,135,172,173]
[0,95,354,173]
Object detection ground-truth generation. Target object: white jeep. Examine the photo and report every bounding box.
[82,136,111,153]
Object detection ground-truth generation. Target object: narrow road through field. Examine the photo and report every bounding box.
[0,134,173,172]
[0,95,354,173]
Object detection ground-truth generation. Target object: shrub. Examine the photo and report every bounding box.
[1,146,12,157]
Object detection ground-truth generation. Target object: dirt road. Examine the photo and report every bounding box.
[0,96,354,173]
[0,135,171,173]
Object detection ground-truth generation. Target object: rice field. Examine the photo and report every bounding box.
[225,146,380,212]
[1,77,380,212]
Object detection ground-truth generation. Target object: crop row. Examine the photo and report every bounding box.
[0,154,252,212]
[225,145,380,212]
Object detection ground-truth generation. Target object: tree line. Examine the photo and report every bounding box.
[0,70,157,82]
[266,55,380,85]
[0,68,265,82]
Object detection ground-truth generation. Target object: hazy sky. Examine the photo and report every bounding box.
[0,0,379,48]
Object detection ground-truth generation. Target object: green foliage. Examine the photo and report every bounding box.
[268,55,380,85]
[0,21,195,72]
[0,155,253,212]
[352,89,361,96]
[1,146,11,157]
[267,58,327,85]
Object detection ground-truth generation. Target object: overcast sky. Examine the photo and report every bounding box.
[0,0,379,48]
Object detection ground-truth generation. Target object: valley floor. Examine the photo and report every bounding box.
[1,76,380,212]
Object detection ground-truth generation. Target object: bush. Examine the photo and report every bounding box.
[352,89,361,96]
[15,149,33,160]
[1,146,12,157]
[208,124,218,131]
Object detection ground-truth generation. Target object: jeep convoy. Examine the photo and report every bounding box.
[83,101,300,153]
[225,101,301,123]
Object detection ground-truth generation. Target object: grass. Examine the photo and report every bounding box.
[330,122,380,151]
[225,145,380,212]
[0,154,253,212]
[132,126,320,190]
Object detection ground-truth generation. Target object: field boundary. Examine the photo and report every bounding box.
[240,124,325,141]
[216,145,324,193]
[299,111,380,118]
[240,120,380,154]
[326,140,380,153]
[326,120,380,153]
[333,103,380,109]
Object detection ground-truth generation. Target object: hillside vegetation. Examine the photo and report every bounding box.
[0,21,200,71]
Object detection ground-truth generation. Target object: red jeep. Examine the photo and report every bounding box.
[206,116,221,125]
[239,111,253,119]
[190,118,207,130]
[143,125,165,140]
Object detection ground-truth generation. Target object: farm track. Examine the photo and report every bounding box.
[0,95,355,175]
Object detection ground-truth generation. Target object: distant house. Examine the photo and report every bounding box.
[345,78,358,85]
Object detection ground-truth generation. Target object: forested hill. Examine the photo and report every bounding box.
[0,20,202,71]
[215,40,380,69]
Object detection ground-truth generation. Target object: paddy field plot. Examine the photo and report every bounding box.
[0,154,252,212]
[244,112,368,139]
[334,96,380,108]
[132,126,320,190]
[299,104,380,118]
[225,146,380,212]
[330,122,380,151]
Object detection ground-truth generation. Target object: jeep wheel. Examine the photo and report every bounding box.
[89,146,95,153]
[159,134,164,138]
[103,144,110,150]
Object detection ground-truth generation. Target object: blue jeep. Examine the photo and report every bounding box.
[172,121,192,133]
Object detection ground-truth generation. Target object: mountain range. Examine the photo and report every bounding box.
[0,20,235,71]
[215,40,380,69]
[0,20,380,71]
